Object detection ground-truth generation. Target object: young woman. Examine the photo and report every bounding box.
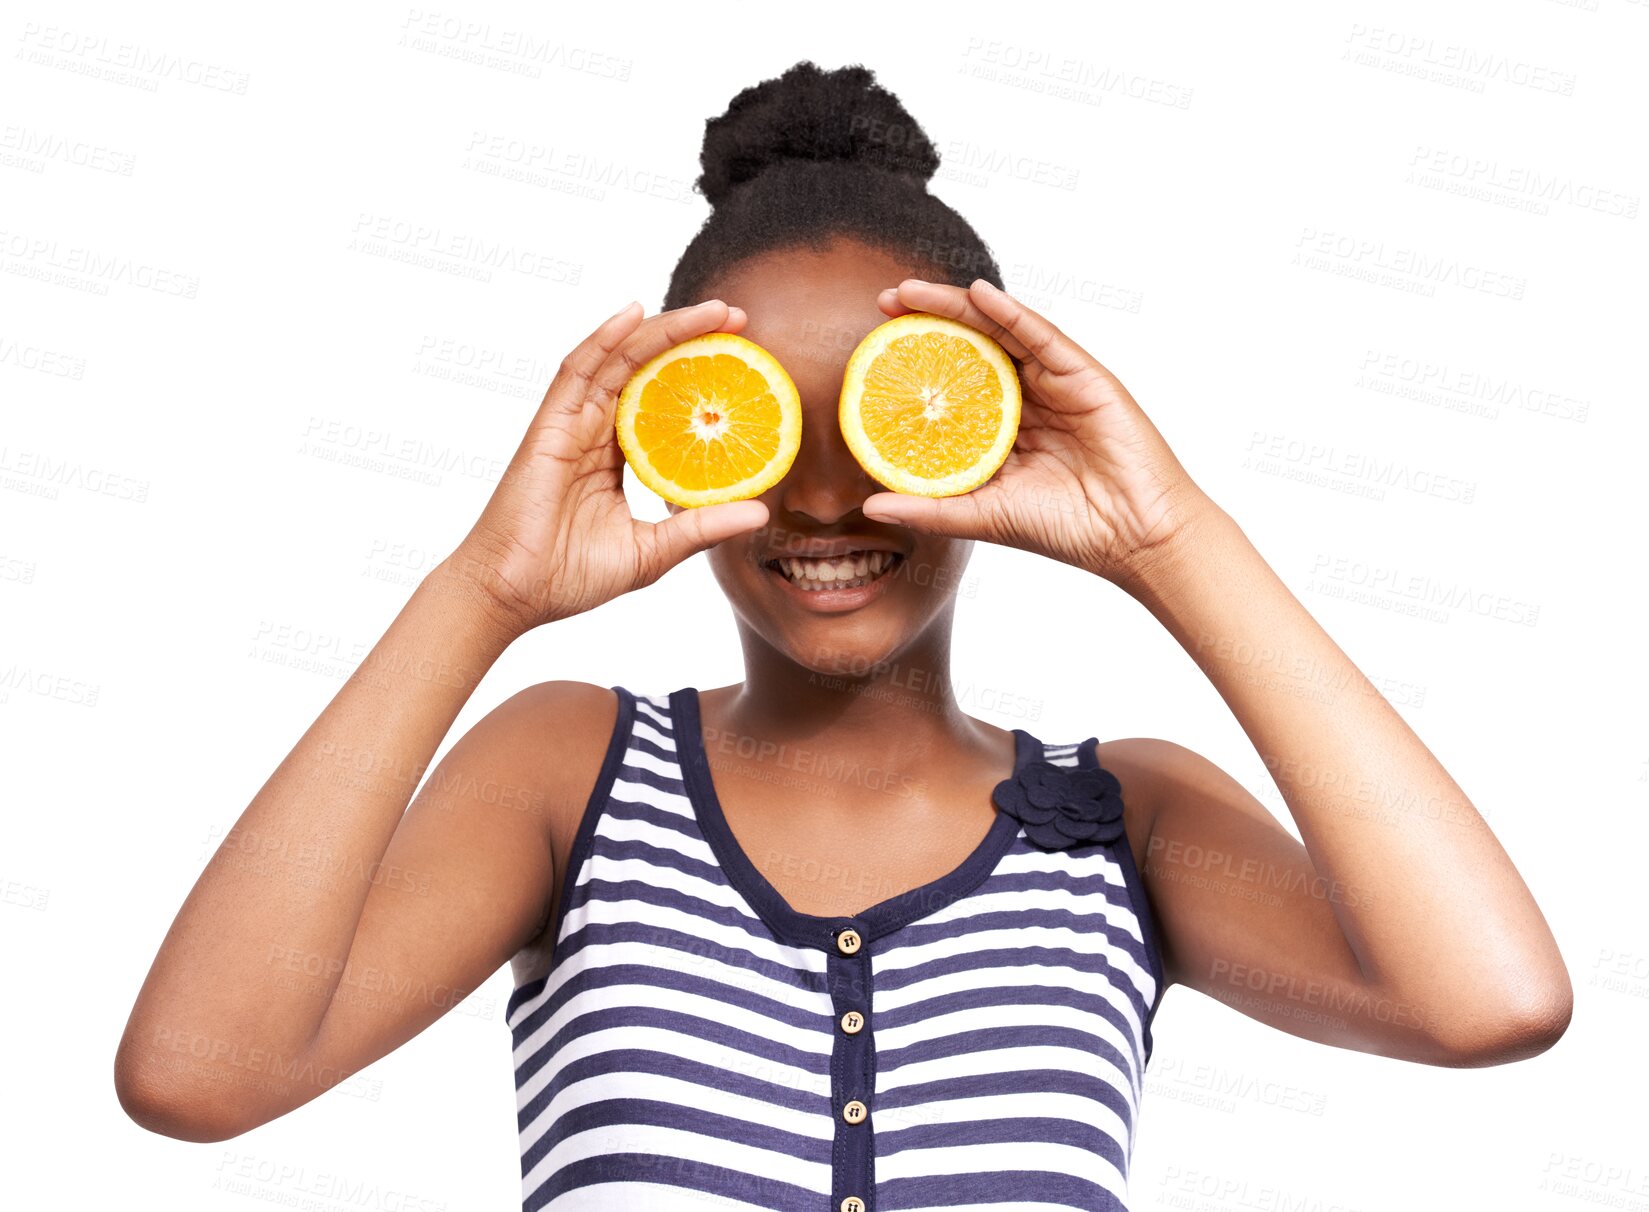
[115,62,1571,1212]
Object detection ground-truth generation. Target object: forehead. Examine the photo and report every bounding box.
[704,239,915,393]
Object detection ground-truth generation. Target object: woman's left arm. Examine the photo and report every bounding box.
[865,277,1572,1067]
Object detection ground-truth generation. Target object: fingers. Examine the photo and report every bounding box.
[881,279,1034,362]
[884,279,1092,377]
[860,489,991,540]
[876,287,915,318]
[964,279,1091,376]
[636,498,770,582]
[582,299,741,416]
[542,300,747,418]
[541,301,646,416]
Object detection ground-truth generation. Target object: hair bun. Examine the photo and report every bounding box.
[695,61,940,207]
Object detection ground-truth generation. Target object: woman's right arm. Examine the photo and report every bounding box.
[113,297,769,1141]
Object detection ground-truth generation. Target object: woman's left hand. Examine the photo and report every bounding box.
[862,277,1215,589]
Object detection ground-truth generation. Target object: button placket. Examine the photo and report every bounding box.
[827,921,875,1211]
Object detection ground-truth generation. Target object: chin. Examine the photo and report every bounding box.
[783,617,914,682]
[708,526,969,682]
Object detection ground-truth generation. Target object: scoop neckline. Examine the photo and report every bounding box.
[670,685,1031,951]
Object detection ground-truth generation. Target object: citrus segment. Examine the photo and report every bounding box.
[839,313,1021,497]
[616,334,802,507]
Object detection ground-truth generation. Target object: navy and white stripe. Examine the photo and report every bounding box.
[506,686,1164,1211]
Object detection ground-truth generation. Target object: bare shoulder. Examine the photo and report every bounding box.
[1098,737,1271,820]
[1095,736,1273,859]
[488,678,621,796]
[483,679,620,984]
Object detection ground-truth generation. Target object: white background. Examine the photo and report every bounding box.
[4,1,1646,1209]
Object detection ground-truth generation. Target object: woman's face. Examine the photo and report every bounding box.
[667,238,975,679]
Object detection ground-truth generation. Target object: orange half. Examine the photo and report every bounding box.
[838,313,1021,497]
[616,333,802,507]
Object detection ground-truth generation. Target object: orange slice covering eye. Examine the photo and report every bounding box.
[838,313,1021,497]
[616,334,803,507]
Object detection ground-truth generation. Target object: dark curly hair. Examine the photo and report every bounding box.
[662,61,1004,311]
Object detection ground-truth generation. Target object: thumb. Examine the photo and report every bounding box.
[862,491,988,539]
[638,498,770,581]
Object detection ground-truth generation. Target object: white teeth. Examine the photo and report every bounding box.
[771,550,899,591]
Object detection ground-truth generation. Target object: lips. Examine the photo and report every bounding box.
[763,550,904,592]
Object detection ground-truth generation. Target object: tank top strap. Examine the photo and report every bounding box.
[988,727,1166,1065]
[505,685,722,1023]
[1070,731,1168,1063]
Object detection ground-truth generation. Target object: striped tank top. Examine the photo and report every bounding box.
[506,686,1165,1211]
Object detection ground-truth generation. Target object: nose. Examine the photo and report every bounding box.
[771,403,880,526]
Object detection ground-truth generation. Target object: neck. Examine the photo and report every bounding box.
[711,608,988,755]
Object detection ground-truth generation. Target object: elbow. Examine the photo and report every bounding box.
[1421,974,1574,1068]
[114,1046,261,1143]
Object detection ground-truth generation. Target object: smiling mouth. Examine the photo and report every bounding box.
[762,551,905,592]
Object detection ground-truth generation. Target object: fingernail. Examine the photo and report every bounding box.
[613,300,640,318]
[972,278,999,292]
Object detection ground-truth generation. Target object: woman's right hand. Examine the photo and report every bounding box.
[443,299,771,637]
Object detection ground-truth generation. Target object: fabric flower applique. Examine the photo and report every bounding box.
[992,757,1126,850]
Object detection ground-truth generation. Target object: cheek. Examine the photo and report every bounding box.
[907,539,976,602]
[930,537,975,577]
[707,543,751,595]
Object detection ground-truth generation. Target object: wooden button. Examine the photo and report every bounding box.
[840,1198,865,1212]
[840,1010,864,1035]
[843,1098,868,1124]
[836,928,862,955]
